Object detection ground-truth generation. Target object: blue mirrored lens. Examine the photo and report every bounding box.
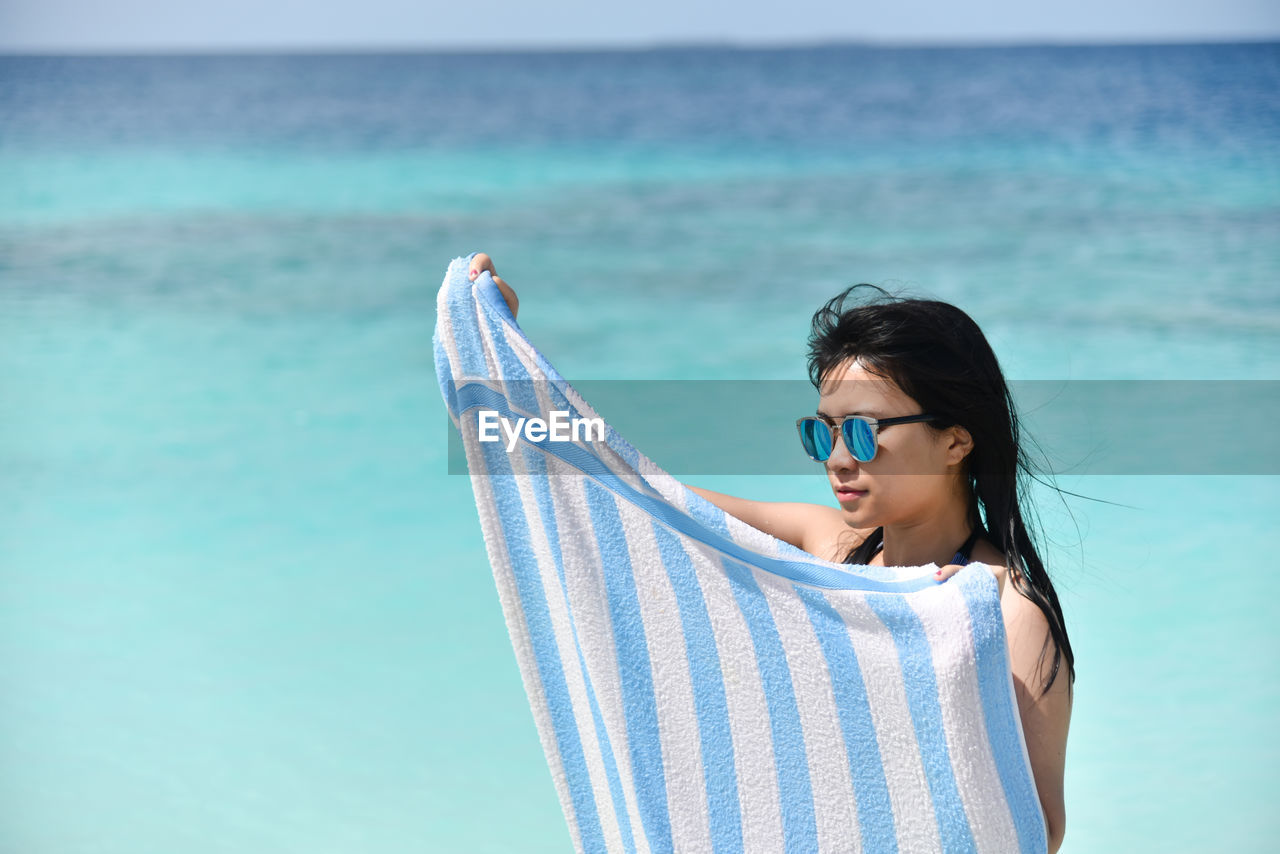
[800,419,832,461]
[844,418,877,461]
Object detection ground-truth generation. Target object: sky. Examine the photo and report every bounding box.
[1,0,1278,52]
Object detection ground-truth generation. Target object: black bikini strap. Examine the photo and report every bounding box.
[872,526,984,564]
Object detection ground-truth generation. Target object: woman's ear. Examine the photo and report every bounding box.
[944,424,975,467]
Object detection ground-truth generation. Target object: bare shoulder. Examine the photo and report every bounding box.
[964,543,1054,640]
[965,538,1009,591]
[997,562,1069,710]
[997,561,1051,638]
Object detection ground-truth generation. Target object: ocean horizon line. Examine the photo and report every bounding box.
[2,34,1278,59]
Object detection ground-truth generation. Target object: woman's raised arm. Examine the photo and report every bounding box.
[686,485,858,563]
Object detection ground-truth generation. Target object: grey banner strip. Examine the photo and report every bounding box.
[446,380,1280,476]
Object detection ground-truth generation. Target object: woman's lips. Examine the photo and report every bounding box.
[835,487,868,500]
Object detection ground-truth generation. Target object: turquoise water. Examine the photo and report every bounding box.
[2,45,1278,852]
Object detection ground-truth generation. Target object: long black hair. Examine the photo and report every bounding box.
[808,284,1075,697]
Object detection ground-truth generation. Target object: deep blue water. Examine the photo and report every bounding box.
[1,43,1278,853]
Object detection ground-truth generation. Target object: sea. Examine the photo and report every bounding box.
[1,43,1278,852]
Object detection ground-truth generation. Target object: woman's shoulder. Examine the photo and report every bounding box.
[991,551,1060,673]
[970,537,1008,571]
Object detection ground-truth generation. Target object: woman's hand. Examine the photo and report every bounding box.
[469,253,519,319]
[934,561,1008,597]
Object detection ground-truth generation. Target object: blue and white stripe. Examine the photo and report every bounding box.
[434,255,1047,854]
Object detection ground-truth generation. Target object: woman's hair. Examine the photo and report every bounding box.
[807,284,1075,697]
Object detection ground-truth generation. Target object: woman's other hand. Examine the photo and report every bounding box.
[469,252,519,319]
[934,561,1008,598]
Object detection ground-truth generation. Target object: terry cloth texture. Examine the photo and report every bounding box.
[433,254,1047,854]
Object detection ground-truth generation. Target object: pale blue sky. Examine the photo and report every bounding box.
[2,0,1278,52]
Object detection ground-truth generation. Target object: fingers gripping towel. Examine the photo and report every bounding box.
[433,255,1047,854]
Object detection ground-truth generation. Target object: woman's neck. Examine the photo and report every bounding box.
[872,503,975,568]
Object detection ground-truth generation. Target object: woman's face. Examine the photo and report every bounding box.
[817,359,968,529]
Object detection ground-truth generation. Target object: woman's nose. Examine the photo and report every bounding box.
[825,431,859,471]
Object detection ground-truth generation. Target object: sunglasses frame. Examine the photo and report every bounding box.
[795,413,938,463]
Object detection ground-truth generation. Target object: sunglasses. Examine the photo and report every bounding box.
[795,413,938,463]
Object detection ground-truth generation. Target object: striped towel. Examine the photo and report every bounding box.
[433,255,1047,854]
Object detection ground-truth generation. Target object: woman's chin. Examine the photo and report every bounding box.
[837,503,871,526]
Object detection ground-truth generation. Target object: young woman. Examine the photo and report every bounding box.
[468,253,1075,853]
